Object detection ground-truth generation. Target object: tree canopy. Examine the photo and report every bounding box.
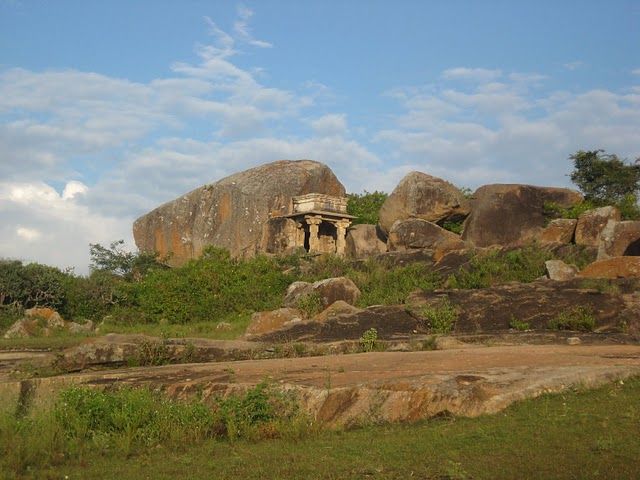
[569,150,640,205]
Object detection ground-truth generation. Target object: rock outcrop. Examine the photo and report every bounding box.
[461,184,583,247]
[3,308,94,339]
[575,206,620,247]
[597,220,640,259]
[345,224,387,259]
[406,280,639,334]
[387,218,466,259]
[133,160,345,266]
[378,172,470,234]
[578,257,640,279]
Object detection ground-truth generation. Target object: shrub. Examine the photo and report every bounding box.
[347,191,388,225]
[295,292,324,318]
[547,306,596,332]
[130,248,294,324]
[419,299,458,334]
[509,317,530,331]
[359,328,379,352]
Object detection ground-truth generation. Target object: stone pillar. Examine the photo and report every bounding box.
[306,216,322,253]
[335,219,351,256]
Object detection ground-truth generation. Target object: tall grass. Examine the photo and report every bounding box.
[0,383,311,476]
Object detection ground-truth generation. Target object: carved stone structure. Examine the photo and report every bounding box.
[275,193,355,256]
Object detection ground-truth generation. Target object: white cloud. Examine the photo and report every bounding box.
[0,182,132,273]
[62,181,89,200]
[563,61,585,71]
[16,226,41,242]
[442,67,502,82]
[377,68,640,189]
[632,68,640,76]
[310,114,348,137]
[234,4,273,48]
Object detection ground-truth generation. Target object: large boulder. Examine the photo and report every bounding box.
[378,172,470,235]
[345,224,387,259]
[578,257,640,279]
[283,277,361,309]
[133,160,345,266]
[461,184,583,247]
[540,219,577,245]
[575,206,621,247]
[597,220,640,259]
[387,218,466,260]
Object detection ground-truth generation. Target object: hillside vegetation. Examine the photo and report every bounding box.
[1,241,594,338]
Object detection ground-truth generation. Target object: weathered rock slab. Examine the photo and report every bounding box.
[3,345,639,427]
[407,280,639,333]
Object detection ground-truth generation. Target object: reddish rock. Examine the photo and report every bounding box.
[597,220,640,259]
[540,219,577,245]
[378,172,470,235]
[133,160,345,266]
[345,224,387,259]
[245,308,303,336]
[578,257,640,279]
[461,184,583,247]
[575,206,621,247]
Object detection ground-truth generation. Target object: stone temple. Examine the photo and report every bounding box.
[262,193,355,256]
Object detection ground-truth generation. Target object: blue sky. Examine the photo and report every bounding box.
[1,0,639,272]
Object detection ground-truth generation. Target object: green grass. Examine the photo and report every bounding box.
[3,377,638,479]
[548,306,596,332]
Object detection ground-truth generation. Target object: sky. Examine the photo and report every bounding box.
[1,0,639,274]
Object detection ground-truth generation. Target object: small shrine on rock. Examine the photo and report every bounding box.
[262,193,356,256]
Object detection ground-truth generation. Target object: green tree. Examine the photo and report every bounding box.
[569,150,640,205]
[89,240,164,280]
[346,191,388,225]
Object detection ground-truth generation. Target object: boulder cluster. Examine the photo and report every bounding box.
[133,159,640,279]
[4,307,95,339]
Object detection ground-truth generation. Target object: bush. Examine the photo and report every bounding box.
[547,306,596,332]
[129,247,294,324]
[359,328,379,352]
[347,191,388,225]
[418,299,458,334]
[0,260,69,310]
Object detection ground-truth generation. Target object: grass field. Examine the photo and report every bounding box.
[4,376,639,480]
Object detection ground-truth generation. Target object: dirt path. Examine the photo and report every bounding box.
[2,343,639,425]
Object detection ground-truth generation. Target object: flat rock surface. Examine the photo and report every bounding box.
[3,344,640,426]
